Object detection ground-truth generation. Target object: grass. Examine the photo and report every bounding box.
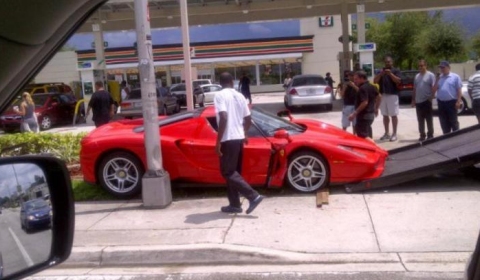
[72,180,116,201]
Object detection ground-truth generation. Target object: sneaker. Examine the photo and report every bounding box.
[221,205,242,214]
[390,134,398,142]
[379,134,390,141]
[418,137,426,142]
[246,195,264,215]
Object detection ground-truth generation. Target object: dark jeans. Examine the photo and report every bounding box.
[437,100,459,134]
[473,99,480,122]
[415,100,434,139]
[241,90,252,104]
[220,139,259,207]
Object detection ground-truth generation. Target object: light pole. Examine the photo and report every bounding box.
[134,0,172,208]
[180,0,194,111]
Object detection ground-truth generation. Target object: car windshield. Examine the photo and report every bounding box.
[292,76,327,87]
[251,107,305,136]
[25,199,48,210]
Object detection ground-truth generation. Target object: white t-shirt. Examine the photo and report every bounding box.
[214,88,250,143]
[121,88,128,101]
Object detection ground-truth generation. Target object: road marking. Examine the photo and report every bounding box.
[8,227,34,267]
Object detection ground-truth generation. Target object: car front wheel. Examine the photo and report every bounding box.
[98,152,144,198]
[286,151,329,193]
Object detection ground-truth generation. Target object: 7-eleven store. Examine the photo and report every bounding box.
[76,36,314,94]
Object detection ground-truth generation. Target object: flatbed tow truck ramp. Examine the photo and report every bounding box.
[345,124,480,193]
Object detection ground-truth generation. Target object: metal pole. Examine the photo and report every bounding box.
[134,0,172,208]
[179,0,194,111]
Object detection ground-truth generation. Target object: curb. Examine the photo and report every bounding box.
[61,244,472,270]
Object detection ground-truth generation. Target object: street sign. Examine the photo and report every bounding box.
[319,16,334,27]
[354,43,376,52]
[352,23,371,31]
[91,42,108,48]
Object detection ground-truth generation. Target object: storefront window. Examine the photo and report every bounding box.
[260,64,281,85]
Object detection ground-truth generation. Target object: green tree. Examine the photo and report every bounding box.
[421,22,466,63]
[471,31,480,59]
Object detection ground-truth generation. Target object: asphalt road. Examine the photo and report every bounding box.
[0,207,51,277]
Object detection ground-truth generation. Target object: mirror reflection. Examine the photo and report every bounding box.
[0,163,52,278]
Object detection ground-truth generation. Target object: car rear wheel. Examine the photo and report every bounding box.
[98,151,144,198]
[40,115,52,130]
[457,97,467,115]
[286,151,329,193]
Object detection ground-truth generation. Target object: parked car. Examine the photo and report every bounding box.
[24,83,73,95]
[0,93,81,132]
[432,82,472,115]
[398,70,419,102]
[20,198,52,232]
[117,87,179,119]
[284,75,334,111]
[80,106,388,198]
[170,80,210,107]
[193,84,223,105]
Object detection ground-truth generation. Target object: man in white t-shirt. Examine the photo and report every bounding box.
[214,72,264,215]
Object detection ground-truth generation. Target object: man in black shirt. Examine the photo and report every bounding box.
[86,81,115,127]
[325,72,335,89]
[349,71,382,141]
[374,56,401,142]
[340,71,358,133]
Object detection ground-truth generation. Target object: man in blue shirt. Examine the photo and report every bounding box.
[433,61,462,134]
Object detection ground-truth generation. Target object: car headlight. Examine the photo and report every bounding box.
[28,215,36,221]
[338,145,372,158]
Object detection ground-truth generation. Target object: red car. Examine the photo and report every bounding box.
[80,107,388,198]
[0,93,82,132]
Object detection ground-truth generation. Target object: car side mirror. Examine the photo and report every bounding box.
[0,156,74,280]
[273,129,292,143]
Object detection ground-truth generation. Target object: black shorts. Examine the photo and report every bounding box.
[355,119,373,138]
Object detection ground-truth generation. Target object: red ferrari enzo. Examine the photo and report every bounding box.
[80,106,388,198]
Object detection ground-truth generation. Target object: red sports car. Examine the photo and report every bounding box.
[80,106,388,198]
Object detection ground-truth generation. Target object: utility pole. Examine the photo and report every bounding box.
[180,0,194,111]
[134,0,172,208]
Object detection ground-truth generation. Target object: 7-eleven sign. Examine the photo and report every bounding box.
[319,16,334,27]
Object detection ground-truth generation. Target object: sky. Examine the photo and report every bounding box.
[66,6,480,51]
[0,164,44,198]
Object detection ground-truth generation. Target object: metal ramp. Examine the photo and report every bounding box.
[345,124,480,193]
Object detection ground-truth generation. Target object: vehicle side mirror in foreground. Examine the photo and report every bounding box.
[0,156,74,280]
[273,129,292,143]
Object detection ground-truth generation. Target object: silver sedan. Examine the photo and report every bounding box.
[284,75,334,111]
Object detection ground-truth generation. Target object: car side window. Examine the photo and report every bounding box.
[58,95,70,104]
[203,87,210,93]
[206,117,263,138]
[34,88,45,94]
[47,86,58,93]
[212,86,222,92]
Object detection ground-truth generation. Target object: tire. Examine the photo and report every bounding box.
[286,151,330,193]
[325,104,333,111]
[97,151,144,198]
[457,97,467,115]
[40,115,52,130]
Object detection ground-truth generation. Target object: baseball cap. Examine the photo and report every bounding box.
[438,61,450,68]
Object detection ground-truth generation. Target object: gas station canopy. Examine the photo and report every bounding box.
[77,0,478,33]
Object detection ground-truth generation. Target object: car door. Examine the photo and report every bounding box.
[188,116,272,186]
[58,94,76,123]
[45,95,62,124]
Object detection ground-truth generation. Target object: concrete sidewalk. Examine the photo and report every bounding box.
[43,173,479,276]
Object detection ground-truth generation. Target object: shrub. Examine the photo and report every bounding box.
[0,132,87,164]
